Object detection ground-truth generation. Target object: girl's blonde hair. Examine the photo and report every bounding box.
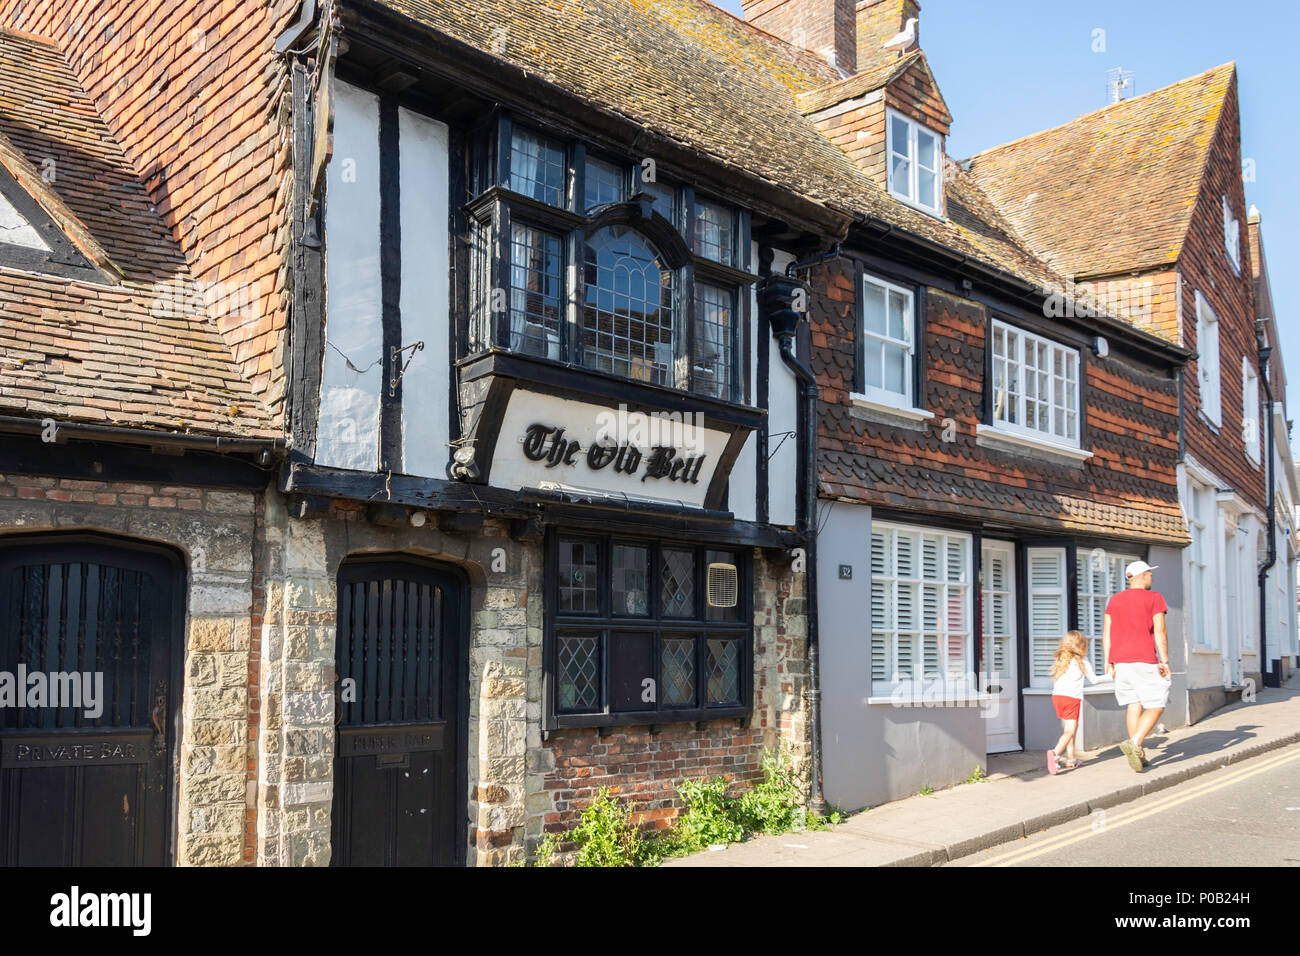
[1051,630,1089,680]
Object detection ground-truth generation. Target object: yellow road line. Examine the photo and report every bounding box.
[971,748,1300,867]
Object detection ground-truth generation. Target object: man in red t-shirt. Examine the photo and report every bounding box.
[1103,560,1171,772]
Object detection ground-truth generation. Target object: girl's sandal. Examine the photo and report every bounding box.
[1064,760,1080,771]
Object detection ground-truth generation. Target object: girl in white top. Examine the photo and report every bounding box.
[1048,630,1105,774]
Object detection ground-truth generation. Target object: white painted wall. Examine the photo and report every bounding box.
[0,191,49,250]
[397,106,450,478]
[318,80,383,471]
[767,248,798,528]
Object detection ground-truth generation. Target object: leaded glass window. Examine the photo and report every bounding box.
[661,636,697,707]
[473,120,751,404]
[558,539,599,613]
[557,632,600,710]
[508,223,563,358]
[612,544,649,616]
[509,127,565,206]
[661,549,695,617]
[693,199,733,264]
[582,226,675,386]
[548,534,749,726]
[693,283,737,402]
[585,157,624,211]
[707,638,740,705]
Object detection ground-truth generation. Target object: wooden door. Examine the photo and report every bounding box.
[0,535,181,866]
[331,557,463,866]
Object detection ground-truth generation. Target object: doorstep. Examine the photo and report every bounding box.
[665,675,1300,867]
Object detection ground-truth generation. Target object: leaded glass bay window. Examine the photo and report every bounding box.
[582,225,675,386]
[549,534,750,728]
[470,116,751,406]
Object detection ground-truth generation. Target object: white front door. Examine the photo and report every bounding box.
[982,540,1019,753]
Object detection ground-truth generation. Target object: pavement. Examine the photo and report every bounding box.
[667,675,1300,867]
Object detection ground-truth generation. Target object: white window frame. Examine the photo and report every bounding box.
[1243,355,1261,465]
[869,521,973,698]
[858,272,916,410]
[1076,547,1138,676]
[886,108,943,215]
[990,318,1081,447]
[1195,291,1222,427]
[1223,195,1240,272]
[1187,481,1212,650]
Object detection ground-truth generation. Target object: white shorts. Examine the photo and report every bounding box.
[1114,662,1170,709]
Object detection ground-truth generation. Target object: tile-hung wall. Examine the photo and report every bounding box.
[290,76,814,864]
[1174,74,1267,693]
[811,251,1187,811]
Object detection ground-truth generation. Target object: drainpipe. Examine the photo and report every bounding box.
[1257,323,1279,687]
[757,244,838,816]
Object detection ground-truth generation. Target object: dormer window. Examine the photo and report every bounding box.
[887,108,942,215]
[467,114,753,405]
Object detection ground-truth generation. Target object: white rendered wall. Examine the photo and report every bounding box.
[397,106,450,478]
[318,81,383,471]
[767,248,798,528]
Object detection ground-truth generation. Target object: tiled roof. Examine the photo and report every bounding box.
[0,28,276,439]
[373,0,1065,292]
[794,50,922,114]
[966,63,1235,279]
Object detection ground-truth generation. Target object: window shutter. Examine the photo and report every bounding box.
[1027,548,1067,687]
[981,548,1010,679]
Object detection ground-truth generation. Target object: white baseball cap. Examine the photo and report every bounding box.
[1125,560,1158,578]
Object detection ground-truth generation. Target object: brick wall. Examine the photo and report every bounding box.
[0,0,299,414]
[810,254,1187,543]
[528,551,809,859]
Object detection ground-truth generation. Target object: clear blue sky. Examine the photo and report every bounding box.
[713,0,1300,416]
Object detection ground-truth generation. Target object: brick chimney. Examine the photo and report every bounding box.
[857,0,921,75]
[742,0,920,75]
[742,0,859,74]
